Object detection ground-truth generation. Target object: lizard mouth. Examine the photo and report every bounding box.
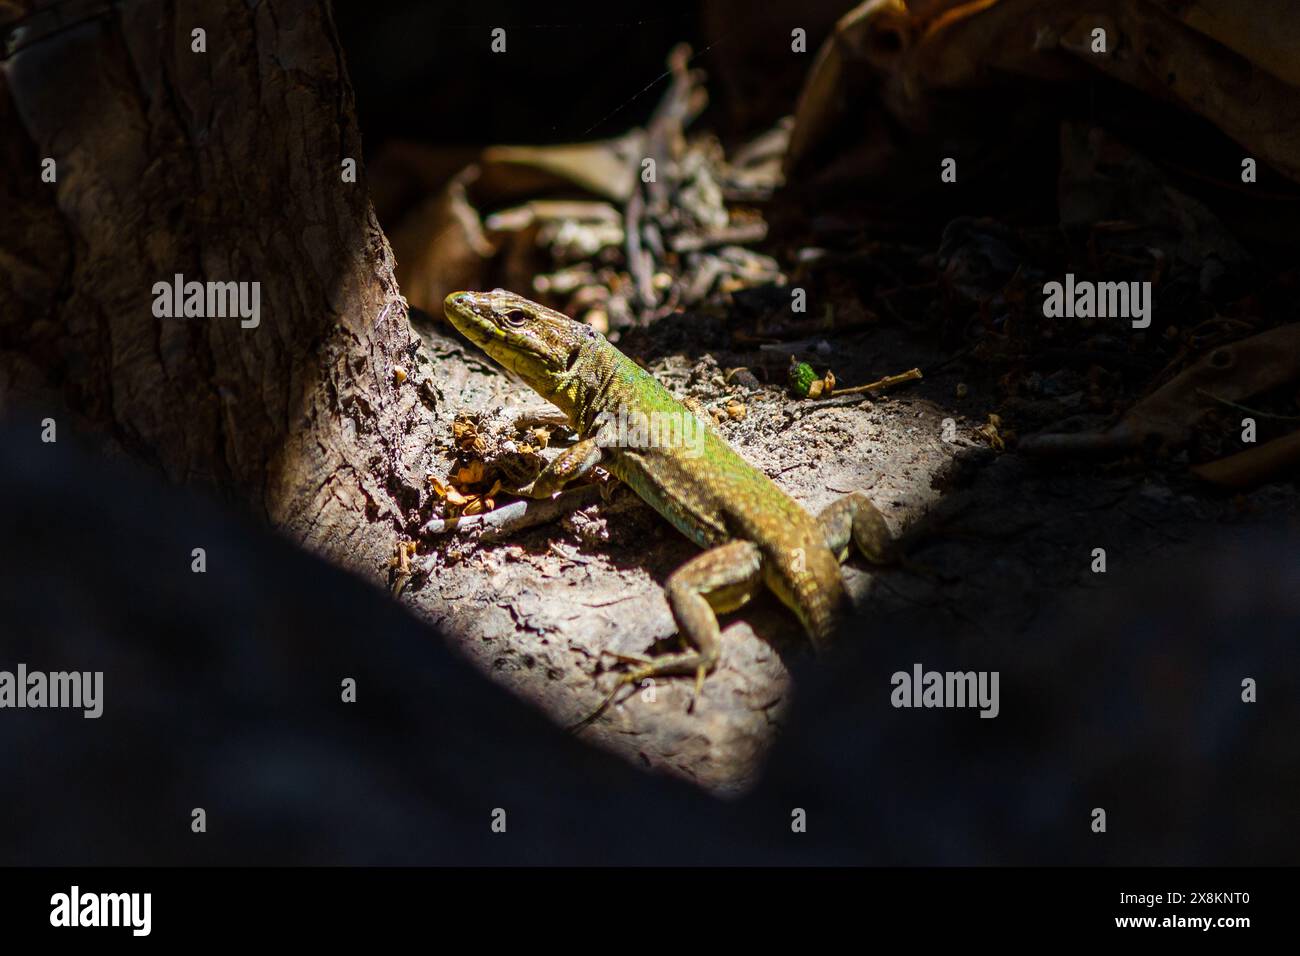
[443,292,494,346]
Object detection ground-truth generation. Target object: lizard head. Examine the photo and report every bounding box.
[443,289,600,410]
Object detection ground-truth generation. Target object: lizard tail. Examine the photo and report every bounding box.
[791,555,848,651]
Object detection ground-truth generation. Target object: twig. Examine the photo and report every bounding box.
[624,188,656,310]
[1194,388,1300,422]
[420,484,603,540]
[830,367,923,396]
[671,221,768,253]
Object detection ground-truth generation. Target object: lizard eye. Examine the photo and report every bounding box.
[502,309,529,328]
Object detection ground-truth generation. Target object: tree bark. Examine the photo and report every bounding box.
[0,0,426,578]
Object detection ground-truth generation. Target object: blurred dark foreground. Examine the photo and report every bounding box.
[0,421,1295,865]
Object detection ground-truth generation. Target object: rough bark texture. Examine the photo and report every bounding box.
[0,0,425,579]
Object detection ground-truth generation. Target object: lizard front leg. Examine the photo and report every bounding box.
[574,540,763,729]
[817,492,894,565]
[521,436,604,498]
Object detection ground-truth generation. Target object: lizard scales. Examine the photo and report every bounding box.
[442,289,892,708]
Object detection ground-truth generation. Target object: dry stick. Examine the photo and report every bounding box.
[420,484,603,543]
[625,188,656,310]
[625,43,707,316]
[830,367,923,396]
[671,221,768,253]
[1195,388,1300,422]
[644,43,700,208]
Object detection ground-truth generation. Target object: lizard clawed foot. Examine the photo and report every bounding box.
[691,664,708,713]
[568,671,638,734]
[514,479,556,500]
[568,651,714,733]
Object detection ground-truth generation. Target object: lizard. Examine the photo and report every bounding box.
[442,288,894,719]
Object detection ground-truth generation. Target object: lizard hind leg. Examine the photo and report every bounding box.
[817,492,894,565]
[570,540,763,731]
[663,539,764,699]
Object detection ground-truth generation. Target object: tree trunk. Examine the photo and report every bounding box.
[0,0,425,578]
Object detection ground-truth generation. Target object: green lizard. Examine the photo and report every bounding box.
[443,289,894,714]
